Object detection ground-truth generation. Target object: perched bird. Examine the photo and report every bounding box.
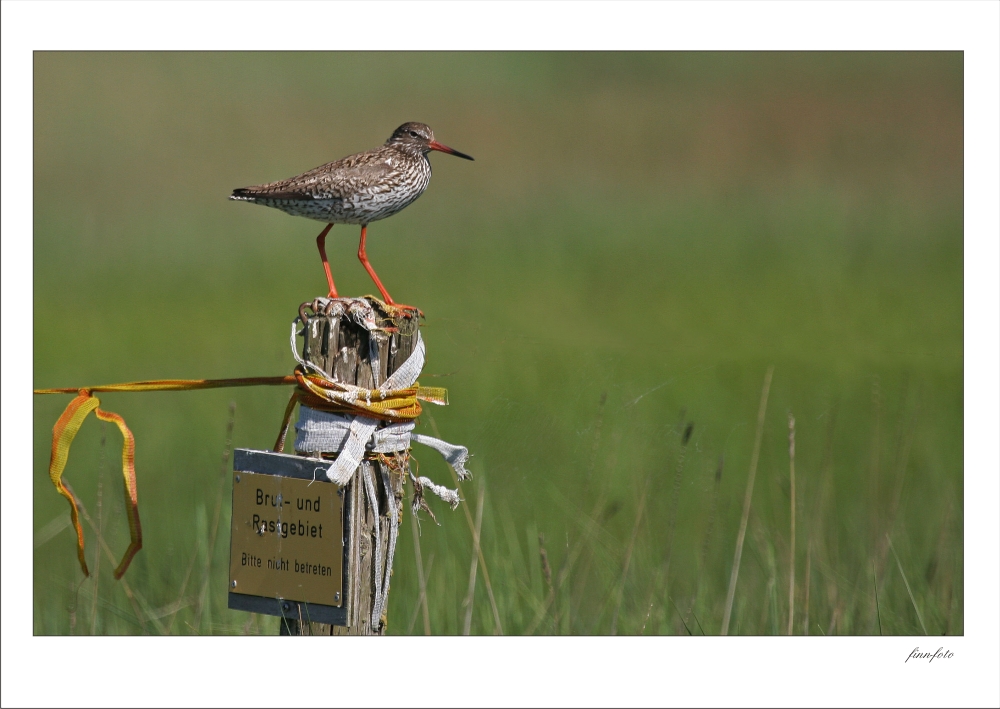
[230,122,474,309]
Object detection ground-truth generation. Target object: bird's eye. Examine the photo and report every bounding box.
[409,130,419,138]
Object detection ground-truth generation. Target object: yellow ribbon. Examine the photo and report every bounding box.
[36,373,448,578]
[47,390,141,579]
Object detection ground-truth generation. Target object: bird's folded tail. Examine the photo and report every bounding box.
[230,186,319,202]
[230,187,257,201]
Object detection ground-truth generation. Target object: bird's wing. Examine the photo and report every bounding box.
[232,152,398,201]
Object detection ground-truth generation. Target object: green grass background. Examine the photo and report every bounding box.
[33,52,962,635]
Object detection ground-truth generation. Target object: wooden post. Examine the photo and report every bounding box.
[279,297,419,636]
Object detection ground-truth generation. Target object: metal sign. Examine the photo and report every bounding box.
[227,449,347,625]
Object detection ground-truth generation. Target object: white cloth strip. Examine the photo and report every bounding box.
[411,434,471,481]
[361,464,385,627]
[327,416,378,486]
[374,464,399,625]
[416,476,461,510]
[296,409,416,453]
[295,407,469,491]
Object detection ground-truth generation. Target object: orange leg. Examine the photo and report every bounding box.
[315,224,338,298]
[357,224,395,304]
[357,225,420,314]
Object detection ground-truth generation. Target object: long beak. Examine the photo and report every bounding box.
[428,140,474,161]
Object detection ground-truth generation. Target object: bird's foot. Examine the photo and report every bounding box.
[386,302,423,319]
[374,298,423,319]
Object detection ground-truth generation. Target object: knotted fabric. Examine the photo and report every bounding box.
[288,300,470,494]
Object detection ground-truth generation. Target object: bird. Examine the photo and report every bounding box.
[230,122,474,310]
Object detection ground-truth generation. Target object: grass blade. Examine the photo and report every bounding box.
[667,595,693,636]
[611,475,651,635]
[192,402,236,633]
[409,506,432,635]
[74,493,166,634]
[34,515,72,550]
[721,366,774,635]
[430,415,503,635]
[406,553,434,635]
[787,412,796,635]
[90,422,107,634]
[873,560,883,635]
[462,481,486,635]
[887,534,928,634]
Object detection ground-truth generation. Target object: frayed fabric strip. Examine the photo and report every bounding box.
[411,434,471,481]
[375,464,398,625]
[327,416,379,486]
[295,407,468,494]
[361,463,385,626]
[296,409,417,454]
[416,476,461,510]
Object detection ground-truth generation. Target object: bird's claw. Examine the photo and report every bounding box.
[385,302,423,319]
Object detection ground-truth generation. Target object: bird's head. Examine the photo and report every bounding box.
[388,122,474,161]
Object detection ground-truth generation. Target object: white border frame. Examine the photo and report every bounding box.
[3,2,997,707]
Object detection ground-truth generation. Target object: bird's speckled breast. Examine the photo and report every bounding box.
[257,156,432,225]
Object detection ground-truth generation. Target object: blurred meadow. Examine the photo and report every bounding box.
[33,52,962,635]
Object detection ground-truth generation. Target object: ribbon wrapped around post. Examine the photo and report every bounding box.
[289,328,470,492]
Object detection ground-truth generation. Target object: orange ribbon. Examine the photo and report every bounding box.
[48,390,141,579]
[37,373,448,579]
[34,376,296,396]
[274,366,447,451]
[38,376,297,579]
